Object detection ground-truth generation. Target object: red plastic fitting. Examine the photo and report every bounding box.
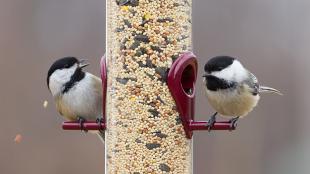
[62,56,107,131]
[167,52,235,139]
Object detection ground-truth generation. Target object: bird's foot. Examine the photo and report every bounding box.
[96,117,105,134]
[77,116,88,133]
[229,116,239,130]
[206,112,218,132]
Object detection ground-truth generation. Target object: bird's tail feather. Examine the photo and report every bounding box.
[88,131,105,144]
[96,131,105,144]
[259,86,283,95]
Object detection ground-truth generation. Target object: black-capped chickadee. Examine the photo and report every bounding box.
[203,56,282,129]
[47,57,104,141]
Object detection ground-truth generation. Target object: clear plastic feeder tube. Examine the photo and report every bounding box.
[106,0,192,173]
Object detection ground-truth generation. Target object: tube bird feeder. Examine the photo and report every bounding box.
[63,0,234,173]
[106,1,194,172]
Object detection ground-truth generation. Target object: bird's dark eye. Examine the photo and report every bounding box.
[64,64,70,68]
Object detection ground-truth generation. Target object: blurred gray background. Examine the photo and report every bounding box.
[0,0,309,174]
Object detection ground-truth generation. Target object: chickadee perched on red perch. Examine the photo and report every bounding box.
[47,57,104,141]
[203,56,282,129]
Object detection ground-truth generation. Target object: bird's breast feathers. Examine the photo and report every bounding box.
[206,84,260,117]
[56,73,102,121]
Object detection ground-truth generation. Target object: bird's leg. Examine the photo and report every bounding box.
[206,112,218,132]
[229,116,239,130]
[96,117,105,134]
[77,116,88,133]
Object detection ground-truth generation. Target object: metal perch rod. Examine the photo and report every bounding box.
[62,122,105,130]
[62,121,234,131]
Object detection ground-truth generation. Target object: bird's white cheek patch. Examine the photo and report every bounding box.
[49,66,77,96]
[211,60,248,82]
[49,74,67,96]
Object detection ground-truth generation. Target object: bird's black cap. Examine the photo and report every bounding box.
[47,57,79,88]
[204,56,235,73]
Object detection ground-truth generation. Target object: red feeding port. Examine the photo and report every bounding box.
[167,52,235,139]
[62,55,107,131]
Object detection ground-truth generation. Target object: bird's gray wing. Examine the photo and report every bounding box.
[91,75,103,96]
[244,72,260,95]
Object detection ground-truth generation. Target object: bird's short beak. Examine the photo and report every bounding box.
[202,74,208,77]
[79,59,90,68]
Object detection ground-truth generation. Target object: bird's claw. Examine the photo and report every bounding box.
[96,117,105,133]
[206,112,217,132]
[77,116,88,133]
[229,117,239,130]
